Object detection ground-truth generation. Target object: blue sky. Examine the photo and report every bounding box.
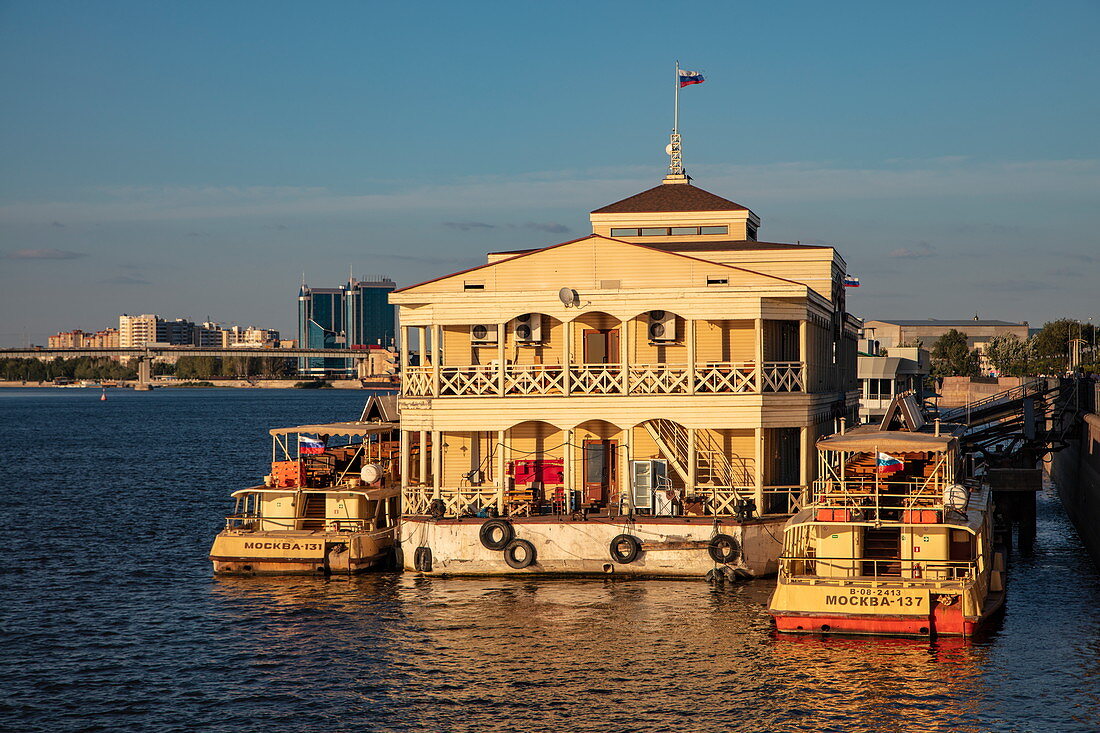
[2,1,1098,344]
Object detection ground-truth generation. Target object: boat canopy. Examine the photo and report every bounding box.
[816,428,957,454]
[269,421,397,437]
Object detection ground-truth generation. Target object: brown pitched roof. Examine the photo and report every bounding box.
[591,183,749,214]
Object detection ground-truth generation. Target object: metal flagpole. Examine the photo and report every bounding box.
[674,59,680,133]
[669,60,683,176]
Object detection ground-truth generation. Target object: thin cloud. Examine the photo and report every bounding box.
[974,279,1051,292]
[51,220,65,228]
[889,242,937,259]
[523,221,570,234]
[101,275,151,285]
[4,248,87,260]
[442,221,496,231]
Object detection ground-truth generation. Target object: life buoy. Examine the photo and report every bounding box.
[708,534,741,564]
[479,519,514,550]
[413,546,433,572]
[609,534,642,564]
[503,539,537,569]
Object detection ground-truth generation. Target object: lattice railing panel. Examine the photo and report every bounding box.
[569,365,623,394]
[761,362,805,392]
[628,365,689,394]
[403,366,433,396]
[504,365,566,395]
[439,365,498,396]
[694,362,758,393]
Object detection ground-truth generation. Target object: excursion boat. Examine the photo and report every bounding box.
[768,408,1006,637]
[209,396,402,575]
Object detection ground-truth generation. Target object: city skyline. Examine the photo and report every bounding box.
[2,1,1098,345]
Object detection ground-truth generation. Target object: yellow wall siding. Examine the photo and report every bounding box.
[695,320,755,362]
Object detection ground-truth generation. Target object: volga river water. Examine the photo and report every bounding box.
[3,388,1100,732]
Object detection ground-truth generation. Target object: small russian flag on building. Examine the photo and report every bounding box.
[299,435,325,456]
[876,452,904,474]
[679,70,705,87]
[844,275,860,288]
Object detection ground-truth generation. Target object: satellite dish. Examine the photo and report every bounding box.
[665,143,674,155]
[558,287,578,307]
[360,463,382,484]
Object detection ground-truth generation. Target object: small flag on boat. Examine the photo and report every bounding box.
[299,435,325,455]
[876,452,904,474]
[679,70,705,87]
[844,275,860,287]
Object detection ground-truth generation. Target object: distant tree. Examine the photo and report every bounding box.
[984,334,1032,377]
[1033,319,1095,371]
[931,329,980,377]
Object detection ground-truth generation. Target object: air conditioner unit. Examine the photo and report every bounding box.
[512,313,543,343]
[470,324,498,345]
[630,459,668,511]
[646,310,676,342]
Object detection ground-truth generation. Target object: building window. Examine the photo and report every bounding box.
[639,227,669,236]
[610,228,640,237]
[463,281,485,291]
[706,276,729,286]
[865,378,893,399]
[699,226,728,235]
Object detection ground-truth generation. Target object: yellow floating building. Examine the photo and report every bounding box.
[391,172,860,576]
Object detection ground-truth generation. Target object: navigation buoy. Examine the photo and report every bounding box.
[100,389,107,402]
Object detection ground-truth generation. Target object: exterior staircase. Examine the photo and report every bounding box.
[643,419,753,489]
[299,493,327,530]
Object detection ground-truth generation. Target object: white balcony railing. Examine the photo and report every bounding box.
[401,361,806,398]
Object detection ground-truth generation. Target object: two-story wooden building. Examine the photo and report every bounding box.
[391,174,860,576]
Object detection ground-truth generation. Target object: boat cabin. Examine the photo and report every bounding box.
[225,418,401,535]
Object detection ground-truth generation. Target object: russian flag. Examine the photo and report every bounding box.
[679,70,705,87]
[844,275,860,288]
[876,452,904,474]
[299,435,325,456]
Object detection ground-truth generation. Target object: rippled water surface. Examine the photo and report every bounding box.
[3,388,1100,732]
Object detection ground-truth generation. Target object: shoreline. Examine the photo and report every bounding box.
[0,379,397,390]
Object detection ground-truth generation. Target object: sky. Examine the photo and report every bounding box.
[1,0,1098,345]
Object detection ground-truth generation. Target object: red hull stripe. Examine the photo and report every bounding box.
[772,613,977,637]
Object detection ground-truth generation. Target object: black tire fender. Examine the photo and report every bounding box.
[609,534,642,564]
[413,546,433,572]
[503,539,537,569]
[479,519,514,550]
[708,533,741,564]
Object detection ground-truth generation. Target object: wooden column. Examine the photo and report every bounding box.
[563,319,572,395]
[754,426,765,515]
[496,429,507,513]
[755,317,765,392]
[418,430,428,486]
[563,428,574,513]
[687,319,696,395]
[431,324,441,397]
[431,430,442,500]
[497,322,506,396]
[399,429,410,493]
[399,325,409,388]
[620,319,630,393]
[800,425,811,507]
[798,319,808,392]
[687,426,697,491]
[621,425,633,513]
